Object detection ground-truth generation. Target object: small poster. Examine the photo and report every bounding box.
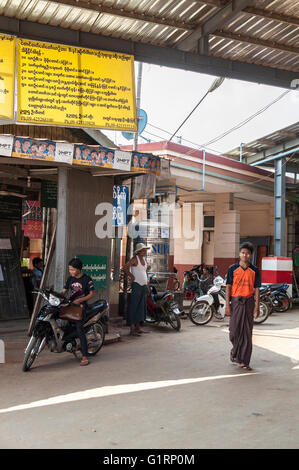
[0,135,14,156]
[73,145,115,168]
[78,255,108,290]
[131,152,161,175]
[22,200,43,239]
[12,137,56,162]
[41,181,57,208]
[55,142,74,164]
[113,150,132,171]
[113,185,129,226]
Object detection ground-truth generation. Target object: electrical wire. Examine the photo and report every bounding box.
[142,127,296,189]
[146,123,221,155]
[202,90,291,147]
[143,89,291,154]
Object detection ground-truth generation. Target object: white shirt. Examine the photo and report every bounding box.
[130,255,148,286]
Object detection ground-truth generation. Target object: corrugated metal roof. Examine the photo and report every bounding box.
[223,121,299,161]
[0,0,298,72]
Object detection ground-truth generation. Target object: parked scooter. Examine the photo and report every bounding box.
[146,286,183,331]
[189,275,270,325]
[22,288,109,371]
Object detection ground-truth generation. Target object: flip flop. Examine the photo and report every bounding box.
[230,352,237,364]
[80,359,89,366]
[238,364,252,371]
[130,331,141,337]
[136,329,150,334]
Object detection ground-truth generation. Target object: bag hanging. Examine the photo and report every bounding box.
[59,303,84,322]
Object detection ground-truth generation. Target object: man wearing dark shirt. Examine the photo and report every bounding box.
[61,258,95,366]
[225,242,261,371]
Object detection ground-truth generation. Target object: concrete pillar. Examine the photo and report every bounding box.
[167,193,176,289]
[173,201,203,284]
[214,193,240,276]
[274,157,286,256]
[54,168,114,309]
[54,167,68,291]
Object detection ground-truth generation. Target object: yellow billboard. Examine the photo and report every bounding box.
[17,39,137,131]
[0,34,16,120]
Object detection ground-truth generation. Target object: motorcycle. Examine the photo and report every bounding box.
[260,283,291,313]
[22,288,109,372]
[190,264,214,278]
[146,286,183,331]
[189,275,270,325]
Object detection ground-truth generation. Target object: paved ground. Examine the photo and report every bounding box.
[0,307,299,449]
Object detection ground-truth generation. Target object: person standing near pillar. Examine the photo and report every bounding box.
[123,243,150,336]
[225,242,261,370]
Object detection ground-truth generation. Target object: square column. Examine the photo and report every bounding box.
[214,193,240,276]
[274,157,286,256]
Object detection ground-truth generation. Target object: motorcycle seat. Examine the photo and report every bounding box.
[85,299,108,314]
[153,292,170,301]
[268,283,286,290]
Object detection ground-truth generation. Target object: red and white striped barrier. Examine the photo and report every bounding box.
[261,257,293,297]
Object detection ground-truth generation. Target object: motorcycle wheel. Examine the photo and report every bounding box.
[85,323,105,356]
[262,298,274,315]
[167,312,181,331]
[22,335,43,372]
[273,293,290,313]
[189,300,213,325]
[254,301,270,324]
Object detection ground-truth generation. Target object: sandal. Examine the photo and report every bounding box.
[238,364,252,371]
[230,352,237,364]
[136,329,150,334]
[80,358,89,366]
[130,331,141,337]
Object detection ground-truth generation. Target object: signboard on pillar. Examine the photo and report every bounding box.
[113,185,129,226]
[41,181,57,208]
[78,255,107,290]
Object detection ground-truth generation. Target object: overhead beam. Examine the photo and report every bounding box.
[257,139,279,147]
[279,130,298,138]
[214,30,299,55]
[247,137,299,164]
[0,165,28,178]
[177,0,255,51]
[238,146,256,153]
[244,7,299,27]
[0,15,298,89]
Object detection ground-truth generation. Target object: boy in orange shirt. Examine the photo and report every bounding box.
[225,242,261,370]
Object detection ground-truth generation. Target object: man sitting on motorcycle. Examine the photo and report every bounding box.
[61,258,95,366]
